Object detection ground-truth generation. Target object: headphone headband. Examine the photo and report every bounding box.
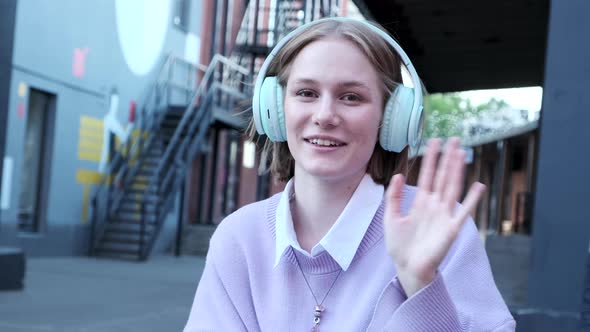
[252,17,424,149]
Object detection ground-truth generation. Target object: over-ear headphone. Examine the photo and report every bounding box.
[252,17,424,153]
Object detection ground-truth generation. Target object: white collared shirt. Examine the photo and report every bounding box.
[274,174,384,271]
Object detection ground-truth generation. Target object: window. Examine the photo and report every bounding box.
[173,0,191,32]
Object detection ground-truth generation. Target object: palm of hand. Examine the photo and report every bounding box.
[384,138,485,296]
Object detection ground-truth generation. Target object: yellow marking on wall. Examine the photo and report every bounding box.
[78,116,104,162]
[76,169,103,224]
[76,169,103,184]
[78,140,103,151]
[80,116,104,129]
[79,129,103,140]
[76,169,116,223]
[76,116,150,223]
[78,151,101,162]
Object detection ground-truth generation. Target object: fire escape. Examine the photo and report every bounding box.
[88,0,344,260]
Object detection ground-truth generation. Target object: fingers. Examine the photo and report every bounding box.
[433,138,459,194]
[386,173,406,219]
[453,182,486,228]
[417,139,441,193]
[444,146,466,212]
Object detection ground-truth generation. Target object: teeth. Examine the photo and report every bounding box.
[309,138,341,146]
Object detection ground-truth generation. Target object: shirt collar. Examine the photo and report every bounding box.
[274,174,384,271]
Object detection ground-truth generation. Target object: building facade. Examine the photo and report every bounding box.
[0,0,206,256]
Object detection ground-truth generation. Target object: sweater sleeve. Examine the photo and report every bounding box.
[382,218,516,332]
[183,223,259,332]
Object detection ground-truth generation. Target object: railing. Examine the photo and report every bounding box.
[88,0,342,258]
[88,51,249,258]
[88,53,213,256]
[136,54,249,259]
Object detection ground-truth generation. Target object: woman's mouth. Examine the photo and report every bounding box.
[305,138,346,147]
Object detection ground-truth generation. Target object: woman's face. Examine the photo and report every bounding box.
[284,37,384,183]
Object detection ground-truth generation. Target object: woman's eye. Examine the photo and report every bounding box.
[342,94,362,102]
[297,90,316,98]
[296,89,316,98]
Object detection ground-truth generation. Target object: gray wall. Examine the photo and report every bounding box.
[1,0,203,256]
[527,0,590,329]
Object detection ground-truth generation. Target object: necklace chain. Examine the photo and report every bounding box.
[293,250,343,316]
[290,188,343,329]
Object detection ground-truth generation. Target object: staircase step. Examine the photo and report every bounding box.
[110,215,158,224]
[102,236,143,245]
[98,241,142,252]
[129,183,149,191]
[94,248,141,261]
[118,202,158,213]
[132,192,160,204]
[120,194,160,204]
[121,191,160,200]
[145,154,163,161]
[120,195,159,203]
[138,163,158,170]
[104,222,156,234]
[142,159,160,166]
[125,188,153,196]
[137,170,157,178]
[137,165,158,173]
[118,206,158,215]
[104,227,152,236]
[126,188,159,194]
[131,178,151,186]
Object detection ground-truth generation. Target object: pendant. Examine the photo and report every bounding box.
[311,305,324,332]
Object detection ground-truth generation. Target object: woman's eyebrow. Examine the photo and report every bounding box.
[291,78,318,85]
[337,81,371,91]
[292,78,371,91]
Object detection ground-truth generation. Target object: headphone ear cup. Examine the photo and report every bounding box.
[380,86,415,152]
[259,76,287,142]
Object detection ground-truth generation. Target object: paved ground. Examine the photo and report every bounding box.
[0,234,570,332]
[0,256,205,332]
[485,233,531,308]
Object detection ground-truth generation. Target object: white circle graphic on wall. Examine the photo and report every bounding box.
[115,0,171,76]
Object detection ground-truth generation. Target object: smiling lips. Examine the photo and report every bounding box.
[304,137,346,147]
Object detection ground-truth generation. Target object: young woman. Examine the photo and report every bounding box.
[184,18,515,331]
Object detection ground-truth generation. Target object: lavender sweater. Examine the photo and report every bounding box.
[184,188,515,331]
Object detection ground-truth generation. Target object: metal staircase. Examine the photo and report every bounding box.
[88,54,250,260]
[88,0,344,261]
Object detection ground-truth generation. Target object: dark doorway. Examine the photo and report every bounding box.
[17,88,56,232]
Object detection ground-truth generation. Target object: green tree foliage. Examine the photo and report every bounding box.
[423,93,508,138]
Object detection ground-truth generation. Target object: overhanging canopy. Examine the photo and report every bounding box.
[354,0,549,93]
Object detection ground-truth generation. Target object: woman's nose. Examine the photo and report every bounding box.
[312,97,341,128]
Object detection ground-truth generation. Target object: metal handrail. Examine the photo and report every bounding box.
[136,57,249,258]
[89,51,249,258]
[105,54,210,213]
[89,0,335,258]
[151,54,248,182]
[88,53,204,254]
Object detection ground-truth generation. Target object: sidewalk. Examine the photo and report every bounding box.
[0,255,205,332]
[0,235,537,331]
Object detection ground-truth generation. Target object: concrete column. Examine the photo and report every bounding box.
[526,0,590,330]
[0,0,17,225]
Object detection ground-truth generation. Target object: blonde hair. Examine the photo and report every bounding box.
[248,19,410,186]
